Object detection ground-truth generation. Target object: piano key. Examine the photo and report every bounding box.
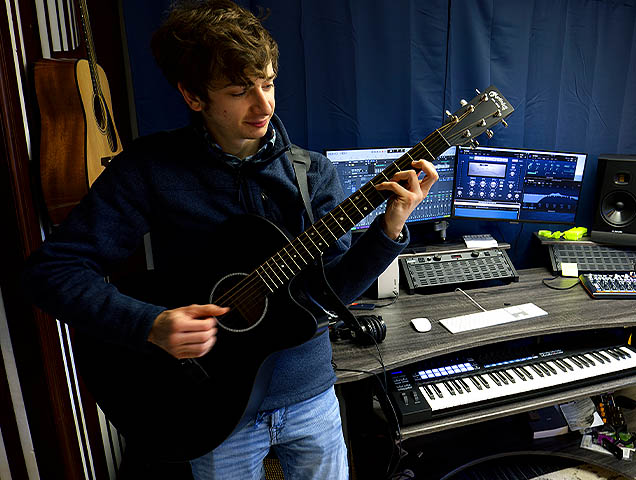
[530,364,544,377]
[469,376,482,390]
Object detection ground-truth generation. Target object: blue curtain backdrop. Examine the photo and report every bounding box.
[122,0,636,267]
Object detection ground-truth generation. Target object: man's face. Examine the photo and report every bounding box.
[197,63,276,157]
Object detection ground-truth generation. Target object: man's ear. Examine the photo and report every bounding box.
[177,82,204,112]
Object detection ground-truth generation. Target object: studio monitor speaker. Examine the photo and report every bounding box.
[590,154,636,246]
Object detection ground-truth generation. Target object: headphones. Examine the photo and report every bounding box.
[329,314,387,345]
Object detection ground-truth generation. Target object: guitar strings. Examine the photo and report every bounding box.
[212,113,477,317]
[213,98,497,320]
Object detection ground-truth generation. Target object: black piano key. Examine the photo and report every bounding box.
[477,374,490,388]
[459,377,471,392]
[530,364,544,377]
[451,379,463,394]
[502,370,515,383]
[614,348,629,359]
[544,362,558,375]
[569,356,584,368]
[576,355,590,367]
[432,383,443,398]
[444,381,456,395]
[560,358,574,371]
[537,363,551,376]
[581,354,595,366]
[620,348,631,358]
[513,368,526,381]
[590,351,605,364]
[495,371,509,385]
[607,349,621,360]
[488,373,502,386]
[469,376,482,390]
[553,359,568,372]
[597,351,611,362]
[520,366,533,379]
[422,384,435,400]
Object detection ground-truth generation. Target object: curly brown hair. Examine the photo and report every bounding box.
[151,0,279,103]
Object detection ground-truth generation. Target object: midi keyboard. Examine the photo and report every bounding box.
[383,338,636,427]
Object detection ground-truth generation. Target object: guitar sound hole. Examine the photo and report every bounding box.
[209,272,267,333]
[93,94,106,131]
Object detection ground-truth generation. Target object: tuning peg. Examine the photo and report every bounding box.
[445,110,452,117]
[463,129,472,138]
[475,88,481,95]
[473,139,480,147]
[501,119,508,128]
[486,129,494,139]
[460,99,468,106]
[479,119,487,127]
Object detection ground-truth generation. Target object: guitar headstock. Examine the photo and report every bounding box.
[441,85,514,148]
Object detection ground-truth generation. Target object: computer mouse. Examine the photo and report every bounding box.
[410,317,432,333]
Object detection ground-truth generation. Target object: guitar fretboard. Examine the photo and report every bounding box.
[244,129,450,298]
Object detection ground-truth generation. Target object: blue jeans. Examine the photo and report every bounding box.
[190,386,349,479]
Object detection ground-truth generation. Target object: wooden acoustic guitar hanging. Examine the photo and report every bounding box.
[35,0,122,225]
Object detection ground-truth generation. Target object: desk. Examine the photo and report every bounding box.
[332,266,636,478]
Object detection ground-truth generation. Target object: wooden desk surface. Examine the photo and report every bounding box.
[332,266,636,382]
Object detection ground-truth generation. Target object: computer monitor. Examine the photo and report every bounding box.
[451,146,588,224]
[325,145,456,231]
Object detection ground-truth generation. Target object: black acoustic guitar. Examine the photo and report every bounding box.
[73,86,514,461]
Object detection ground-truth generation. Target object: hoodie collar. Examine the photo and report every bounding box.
[195,113,291,168]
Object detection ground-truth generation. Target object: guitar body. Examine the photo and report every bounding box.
[35,58,122,225]
[73,215,333,461]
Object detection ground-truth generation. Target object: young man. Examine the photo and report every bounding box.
[23,1,438,478]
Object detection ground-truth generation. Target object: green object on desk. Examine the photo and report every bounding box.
[563,226,588,241]
[537,226,587,240]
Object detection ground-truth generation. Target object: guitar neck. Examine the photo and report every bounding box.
[77,0,101,94]
[215,129,450,305]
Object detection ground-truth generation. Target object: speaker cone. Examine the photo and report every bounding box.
[600,190,636,227]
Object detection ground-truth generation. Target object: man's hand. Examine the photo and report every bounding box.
[375,159,439,239]
[148,304,229,359]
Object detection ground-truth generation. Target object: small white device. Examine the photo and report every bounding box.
[410,317,432,333]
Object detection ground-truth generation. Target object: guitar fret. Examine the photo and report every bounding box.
[417,140,436,161]
[310,225,329,249]
[319,218,339,241]
[347,197,364,217]
[260,262,282,287]
[296,236,316,260]
[274,253,292,280]
[328,212,349,236]
[337,205,355,228]
[304,229,323,254]
[290,240,312,264]
[281,246,301,271]
[266,258,286,284]
[255,268,275,293]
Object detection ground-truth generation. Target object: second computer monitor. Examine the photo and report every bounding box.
[325,146,456,231]
[452,146,588,224]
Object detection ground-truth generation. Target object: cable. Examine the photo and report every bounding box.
[541,276,581,290]
[374,290,400,308]
[454,287,486,312]
[333,337,404,479]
